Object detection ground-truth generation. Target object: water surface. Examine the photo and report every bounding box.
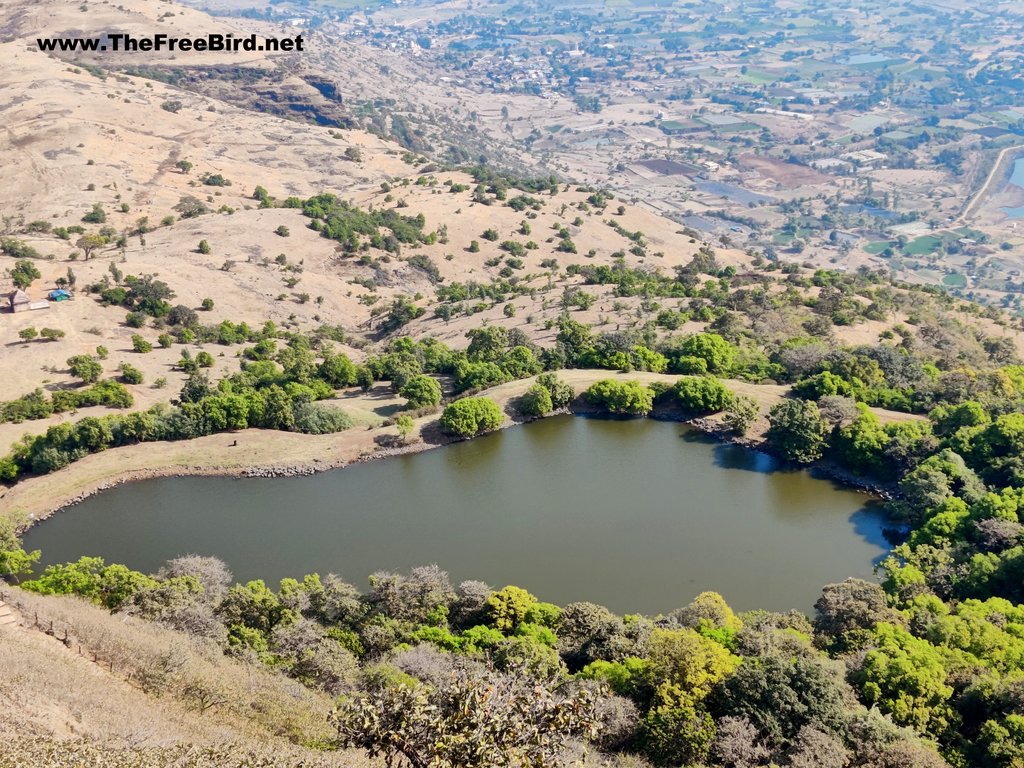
[1002,159,1024,219]
[25,417,888,614]
[1009,157,1024,189]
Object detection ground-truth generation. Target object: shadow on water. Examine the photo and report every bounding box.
[686,428,801,477]
[709,440,781,475]
[690,428,896,558]
[849,502,893,568]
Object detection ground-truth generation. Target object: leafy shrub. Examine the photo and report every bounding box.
[293,403,353,435]
[131,335,153,353]
[40,328,65,341]
[673,376,734,414]
[669,333,735,375]
[119,363,144,385]
[400,375,442,409]
[440,397,504,437]
[585,380,653,416]
[723,395,759,435]
[454,360,511,393]
[536,373,574,409]
[67,355,103,383]
[520,384,553,417]
[767,399,828,463]
[10,259,41,289]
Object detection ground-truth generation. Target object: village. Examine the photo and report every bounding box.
[202,0,1024,311]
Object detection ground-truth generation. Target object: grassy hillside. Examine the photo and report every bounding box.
[4,1,1024,766]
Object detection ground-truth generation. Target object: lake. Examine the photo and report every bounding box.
[1003,158,1024,219]
[1010,157,1024,189]
[23,416,890,615]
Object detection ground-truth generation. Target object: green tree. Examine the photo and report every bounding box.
[216,579,287,636]
[853,623,954,737]
[675,333,735,374]
[556,317,595,364]
[22,556,156,610]
[0,546,39,582]
[0,519,39,582]
[966,413,1024,487]
[536,372,574,409]
[585,379,653,416]
[18,327,37,342]
[646,627,740,701]
[930,400,989,436]
[197,239,211,254]
[396,414,415,443]
[67,354,102,384]
[466,326,510,363]
[10,259,41,289]
[355,365,374,392]
[673,376,734,414]
[318,352,357,388]
[81,203,106,223]
[723,395,759,435]
[440,397,504,437]
[75,233,108,260]
[501,346,542,379]
[39,328,65,341]
[131,334,153,353]
[520,383,553,417]
[767,399,828,463]
[119,363,144,384]
[640,694,717,767]
[487,586,537,633]
[833,405,891,475]
[716,647,850,747]
[400,375,442,409]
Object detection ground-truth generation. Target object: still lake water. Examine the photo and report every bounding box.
[1002,158,1024,219]
[24,417,889,614]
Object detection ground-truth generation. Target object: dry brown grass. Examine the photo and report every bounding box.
[0,587,370,765]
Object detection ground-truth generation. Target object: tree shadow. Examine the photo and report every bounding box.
[373,403,403,418]
[419,419,451,446]
[374,433,404,449]
[43,379,86,393]
[503,396,531,424]
[340,387,397,402]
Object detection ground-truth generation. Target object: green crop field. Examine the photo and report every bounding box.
[904,235,943,255]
